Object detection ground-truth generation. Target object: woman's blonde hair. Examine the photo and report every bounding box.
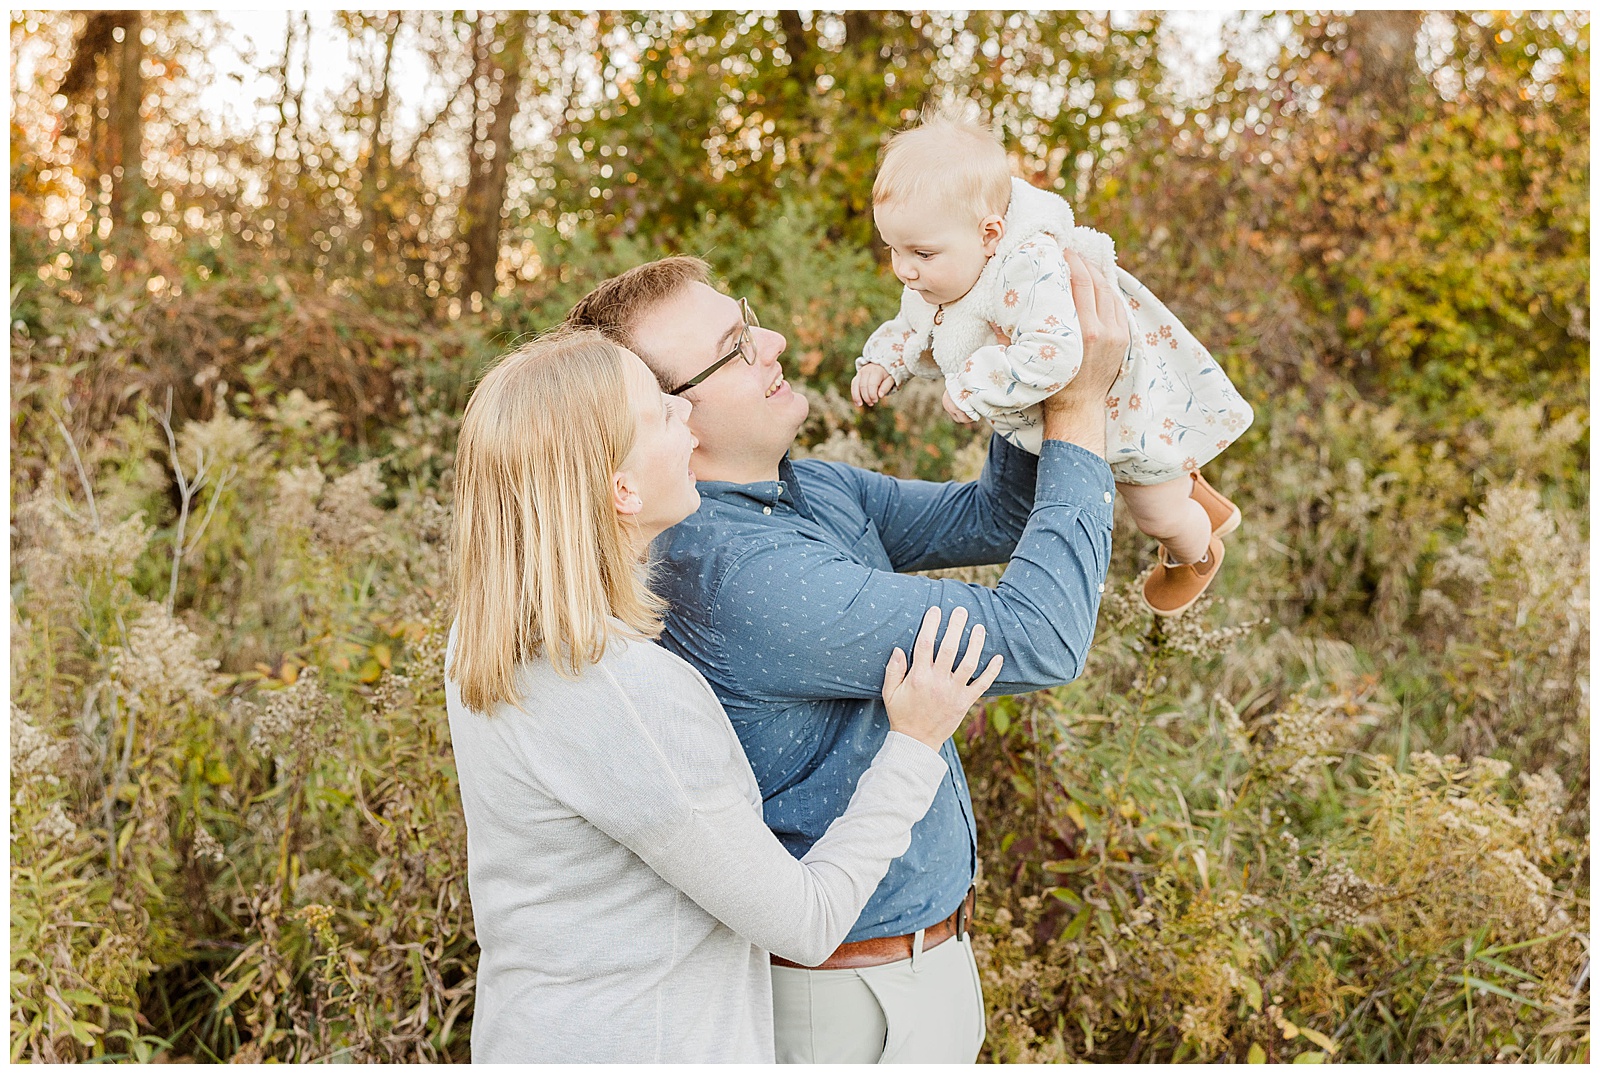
[449,328,664,712]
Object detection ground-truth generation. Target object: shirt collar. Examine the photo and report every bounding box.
[695,454,814,519]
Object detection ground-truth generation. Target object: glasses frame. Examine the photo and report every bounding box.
[667,297,759,396]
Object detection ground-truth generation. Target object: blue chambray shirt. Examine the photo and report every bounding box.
[651,435,1114,943]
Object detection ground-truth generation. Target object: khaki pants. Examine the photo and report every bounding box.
[771,932,986,1063]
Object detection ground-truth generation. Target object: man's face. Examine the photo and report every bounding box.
[631,282,809,481]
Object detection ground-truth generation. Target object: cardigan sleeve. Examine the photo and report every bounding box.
[857,289,936,387]
[945,238,1086,422]
[528,660,949,967]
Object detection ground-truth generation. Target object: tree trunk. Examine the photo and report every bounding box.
[1343,10,1419,113]
[106,11,144,229]
[460,13,530,305]
[57,11,144,234]
[363,11,403,264]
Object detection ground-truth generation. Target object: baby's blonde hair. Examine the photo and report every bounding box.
[872,110,1012,221]
[449,328,665,712]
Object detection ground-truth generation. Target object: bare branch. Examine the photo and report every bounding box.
[184,464,237,560]
[157,388,210,611]
[51,411,100,530]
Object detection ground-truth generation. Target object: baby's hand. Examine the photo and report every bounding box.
[942,390,976,425]
[851,364,898,407]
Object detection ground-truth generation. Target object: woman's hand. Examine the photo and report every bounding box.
[881,606,1004,749]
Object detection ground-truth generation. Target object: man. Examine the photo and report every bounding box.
[565,253,1127,1062]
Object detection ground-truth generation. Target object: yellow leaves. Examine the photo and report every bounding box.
[1279,1016,1339,1056]
[1064,800,1087,829]
[1247,1042,1267,1063]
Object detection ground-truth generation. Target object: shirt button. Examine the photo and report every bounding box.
[763,506,772,515]
[1098,583,1106,593]
[1102,491,1113,503]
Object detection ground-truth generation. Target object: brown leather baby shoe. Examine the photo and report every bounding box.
[1142,534,1226,617]
[1190,472,1241,538]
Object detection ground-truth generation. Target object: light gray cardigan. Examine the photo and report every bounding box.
[444,624,949,1063]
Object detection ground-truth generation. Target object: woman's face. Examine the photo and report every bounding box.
[616,348,700,541]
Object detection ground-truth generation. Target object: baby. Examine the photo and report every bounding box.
[852,113,1254,616]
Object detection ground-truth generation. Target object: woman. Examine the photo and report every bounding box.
[444,329,1003,1062]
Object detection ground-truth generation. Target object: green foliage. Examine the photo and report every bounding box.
[9,7,1589,1064]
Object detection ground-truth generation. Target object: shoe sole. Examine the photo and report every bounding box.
[1213,506,1241,539]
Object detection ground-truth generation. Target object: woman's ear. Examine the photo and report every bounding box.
[980,214,1006,255]
[612,470,644,516]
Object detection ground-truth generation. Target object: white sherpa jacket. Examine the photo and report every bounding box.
[858,177,1253,484]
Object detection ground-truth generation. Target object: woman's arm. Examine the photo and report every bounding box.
[523,618,995,965]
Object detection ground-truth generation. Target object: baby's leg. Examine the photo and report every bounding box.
[1117,477,1212,564]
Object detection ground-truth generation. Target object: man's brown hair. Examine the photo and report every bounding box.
[564,255,711,386]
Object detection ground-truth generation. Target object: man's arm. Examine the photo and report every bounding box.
[711,440,1113,702]
[824,434,1039,575]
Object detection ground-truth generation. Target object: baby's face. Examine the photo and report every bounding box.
[875,202,1001,308]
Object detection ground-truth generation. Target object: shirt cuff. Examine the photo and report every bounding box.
[1035,439,1116,527]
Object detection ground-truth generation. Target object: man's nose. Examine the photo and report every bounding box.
[757,326,787,364]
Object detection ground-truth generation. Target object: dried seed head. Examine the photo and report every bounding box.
[110,602,220,716]
[274,463,327,532]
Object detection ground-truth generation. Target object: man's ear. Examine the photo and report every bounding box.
[980,214,1006,255]
[612,470,643,516]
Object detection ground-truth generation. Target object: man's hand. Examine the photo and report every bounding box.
[1041,250,1131,456]
[941,389,976,424]
[851,363,898,407]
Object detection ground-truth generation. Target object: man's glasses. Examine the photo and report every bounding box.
[668,298,759,396]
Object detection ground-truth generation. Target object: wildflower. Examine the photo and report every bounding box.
[249,665,341,754]
[294,868,352,906]
[32,801,77,844]
[1264,693,1354,792]
[274,463,327,532]
[192,825,226,864]
[266,388,340,436]
[178,409,263,471]
[1153,594,1268,659]
[1308,851,1383,928]
[312,460,387,554]
[10,705,65,783]
[110,603,219,717]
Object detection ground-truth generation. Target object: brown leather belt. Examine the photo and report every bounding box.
[771,887,976,970]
